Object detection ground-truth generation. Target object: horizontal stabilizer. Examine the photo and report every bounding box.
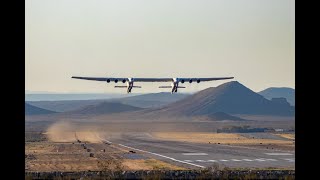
[159,86,172,88]
[178,86,186,88]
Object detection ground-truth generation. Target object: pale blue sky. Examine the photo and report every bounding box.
[26,0,294,93]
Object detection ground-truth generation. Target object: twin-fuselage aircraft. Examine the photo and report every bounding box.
[72,76,234,93]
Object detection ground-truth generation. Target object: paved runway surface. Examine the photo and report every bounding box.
[97,132,295,169]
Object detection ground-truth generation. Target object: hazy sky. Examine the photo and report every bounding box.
[26,0,294,93]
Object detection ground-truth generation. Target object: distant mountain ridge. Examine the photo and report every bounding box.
[258,87,295,106]
[27,100,107,112]
[111,92,189,108]
[25,103,56,115]
[25,93,139,101]
[66,101,142,115]
[25,82,294,122]
[139,81,294,117]
[27,92,190,112]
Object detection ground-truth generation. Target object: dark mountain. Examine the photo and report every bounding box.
[27,100,106,112]
[258,87,295,106]
[68,102,142,115]
[142,81,294,117]
[25,103,56,115]
[25,93,139,101]
[111,92,190,108]
[27,92,190,112]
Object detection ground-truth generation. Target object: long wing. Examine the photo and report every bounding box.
[186,77,234,81]
[71,76,173,82]
[72,76,109,81]
[71,76,234,82]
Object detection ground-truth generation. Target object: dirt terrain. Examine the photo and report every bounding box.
[25,131,184,172]
[25,119,295,173]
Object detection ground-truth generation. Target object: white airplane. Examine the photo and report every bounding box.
[72,76,234,94]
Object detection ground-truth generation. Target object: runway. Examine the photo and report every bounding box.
[97,132,295,169]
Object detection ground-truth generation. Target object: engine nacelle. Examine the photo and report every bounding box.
[106,79,110,83]
[114,79,118,83]
[122,79,126,83]
[189,80,192,83]
[181,79,185,83]
[197,79,200,83]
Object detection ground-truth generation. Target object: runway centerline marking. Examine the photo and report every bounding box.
[218,144,294,153]
[264,158,277,161]
[179,158,292,163]
[242,159,253,161]
[231,159,241,162]
[265,153,293,156]
[283,158,295,162]
[94,133,205,168]
[182,153,208,156]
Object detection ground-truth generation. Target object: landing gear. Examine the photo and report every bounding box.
[171,81,179,94]
[127,81,133,93]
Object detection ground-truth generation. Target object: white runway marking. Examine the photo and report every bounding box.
[218,144,294,153]
[255,159,266,162]
[231,159,241,161]
[118,144,205,168]
[184,158,291,163]
[283,158,295,162]
[242,159,254,161]
[265,153,293,156]
[264,158,277,161]
[182,153,208,155]
[95,133,205,168]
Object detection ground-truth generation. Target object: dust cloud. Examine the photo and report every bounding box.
[45,121,103,143]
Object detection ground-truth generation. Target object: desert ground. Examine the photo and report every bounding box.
[25,131,185,172]
[26,119,295,172]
